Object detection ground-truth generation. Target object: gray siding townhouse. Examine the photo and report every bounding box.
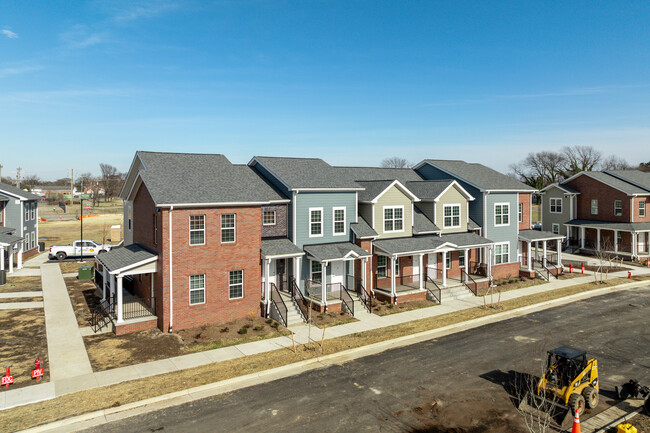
[0,182,40,273]
[538,183,579,237]
[249,157,371,312]
[414,160,564,279]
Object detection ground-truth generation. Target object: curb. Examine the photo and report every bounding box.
[18,280,650,433]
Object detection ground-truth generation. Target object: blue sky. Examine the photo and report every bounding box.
[1,1,649,181]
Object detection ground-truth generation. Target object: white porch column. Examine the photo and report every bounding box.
[566,226,570,241]
[116,275,124,323]
[321,262,327,308]
[580,227,585,249]
[527,241,532,272]
[464,248,469,282]
[614,230,618,253]
[295,256,302,290]
[264,258,271,316]
[110,273,116,304]
[390,256,396,298]
[102,267,107,300]
[150,272,155,311]
[632,233,638,258]
[419,253,424,289]
[8,249,13,274]
[535,242,538,262]
[0,247,4,271]
[542,241,547,267]
[441,251,447,287]
[596,228,601,250]
[17,245,23,269]
[557,239,563,267]
[362,258,367,291]
[487,247,493,281]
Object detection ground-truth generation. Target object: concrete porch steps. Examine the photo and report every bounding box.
[279,292,307,326]
[440,284,473,301]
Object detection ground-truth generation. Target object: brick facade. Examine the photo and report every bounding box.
[261,204,288,238]
[491,262,520,280]
[565,175,632,222]
[632,197,650,222]
[115,318,158,336]
[518,193,532,230]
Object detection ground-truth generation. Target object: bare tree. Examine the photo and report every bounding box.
[99,163,122,202]
[593,238,615,283]
[510,151,566,189]
[76,172,94,191]
[21,174,42,191]
[381,157,410,168]
[561,145,602,176]
[601,155,632,171]
[514,352,562,433]
[639,162,650,172]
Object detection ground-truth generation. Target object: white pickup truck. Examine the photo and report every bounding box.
[49,240,113,261]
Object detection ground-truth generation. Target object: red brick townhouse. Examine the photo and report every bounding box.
[561,170,650,259]
[96,152,289,335]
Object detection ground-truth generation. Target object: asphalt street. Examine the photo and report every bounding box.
[80,286,650,433]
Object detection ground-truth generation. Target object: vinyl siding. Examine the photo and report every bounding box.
[415,202,435,225]
[485,193,518,263]
[436,184,468,234]
[374,186,413,238]
[359,203,373,227]
[294,191,356,248]
[541,187,571,236]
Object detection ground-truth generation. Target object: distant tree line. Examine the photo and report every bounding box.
[509,145,646,189]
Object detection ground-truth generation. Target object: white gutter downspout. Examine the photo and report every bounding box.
[168,206,174,332]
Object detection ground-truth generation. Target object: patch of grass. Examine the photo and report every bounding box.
[237,328,248,335]
[373,299,439,316]
[0,276,42,293]
[59,261,94,274]
[2,275,649,433]
[0,297,42,303]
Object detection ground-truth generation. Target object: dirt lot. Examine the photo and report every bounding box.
[84,317,289,371]
[39,215,122,248]
[40,199,124,217]
[59,260,94,275]
[613,411,650,432]
[0,276,42,293]
[373,299,439,316]
[65,277,102,327]
[0,309,49,390]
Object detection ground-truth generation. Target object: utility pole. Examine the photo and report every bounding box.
[16,167,21,189]
[0,164,3,182]
[70,168,74,204]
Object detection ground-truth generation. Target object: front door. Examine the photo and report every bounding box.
[330,261,344,287]
[427,253,437,279]
[276,259,286,291]
[639,232,647,253]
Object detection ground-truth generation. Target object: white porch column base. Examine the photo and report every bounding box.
[116,275,124,323]
[614,230,618,253]
[419,253,424,290]
[580,227,585,249]
[264,258,271,316]
[441,251,447,287]
[597,228,601,250]
[542,241,547,267]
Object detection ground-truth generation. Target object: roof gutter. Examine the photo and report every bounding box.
[157,201,283,208]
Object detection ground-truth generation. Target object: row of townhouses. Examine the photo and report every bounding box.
[97,151,570,335]
[0,182,41,275]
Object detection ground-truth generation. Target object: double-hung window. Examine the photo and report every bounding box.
[24,232,30,251]
[640,201,647,217]
[494,243,509,264]
[384,206,404,232]
[377,256,387,278]
[229,270,243,299]
[333,207,346,235]
[309,208,323,237]
[518,203,523,223]
[494,203,510,226]
[458,251,465,268]
[31,231,36,249]
[614,200,623,217]
[310,261,322,283]
[552,223,559,235]
[189,215,205,245]
[189,274,205,305]
[30,203,36,219]
[443,204,461,229]
[221,214,236,243]
[393,257,400,276]
[25,204,29,221]
[263,210,276,226]
[550,198,562,213]
[445,253,451,269]
[591,200,598,215]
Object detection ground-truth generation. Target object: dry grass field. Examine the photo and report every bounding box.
[39,215,123,248]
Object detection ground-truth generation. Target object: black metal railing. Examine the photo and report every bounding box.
[269,282,288,327]
[424,277,442,304]
[545,257,562,278]
[291,278,308,323]
[355,278,372,313]
[339,284,354,317]
[533,259,550,281]
[469,261,488,277]
[461,269,478,295]
[122,296,156,320]
[306,279,322,298]
[90,298,114,333]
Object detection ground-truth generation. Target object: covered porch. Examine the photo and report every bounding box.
[260,238,305,318]
[95,243,158,334]
[303,242,372,312]
[0,228,24,275]
[565,220,650,260]
[518,229,565,277]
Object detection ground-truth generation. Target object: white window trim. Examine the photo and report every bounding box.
[383,205,405,233]
[640,201,646,217]
[442,204,461,229]
[189,215,206,246]
[377,256,387,278]
[393,257,400,276]
[614,200,623,217]
[262,210,276,226]
[221,213,236,244]
[552,223,560,235]
[30,203,36,220]
[189,274,206,306]
[518,202,523,223]
[494,241,510,264]
[549,198,563,214]
[459,250,465,268]
[445,253,451,270]
[309,207,324,238]
[494,203,510,227]
[228,270,244,300]
[24,204,29,221]
[310,260,322,282]
[24,232,30,250]
[31,231,36,249]
[591,199,598,215]
[332,206,346,236]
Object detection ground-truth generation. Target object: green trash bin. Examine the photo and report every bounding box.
[78,266,94,281]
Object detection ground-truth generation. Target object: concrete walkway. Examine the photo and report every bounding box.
[2,265,649,413]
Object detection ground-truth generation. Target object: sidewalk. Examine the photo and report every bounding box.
[2,265,649,412]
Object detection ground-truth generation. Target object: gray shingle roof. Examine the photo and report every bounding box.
[518,229,564,242]
[604,170,650,192]
[0,182,41,201]
[413,207,440,234]
[356,180,394,202]
[135,152,288,206]
[303,242,371,261]
[405,180,455,201]
[578,172,649,196]
[468,218,481,230]
[96,243,157,272]
[565,219,650,232]
[421,160,535,192]
[374,236,450,255]
[350,217,378,239]
[0,196,8,202]
[334,166,424,184]
[440,232,494,247]
[0,227,23,246]
[261,238,304,258]
[252,157,362,190]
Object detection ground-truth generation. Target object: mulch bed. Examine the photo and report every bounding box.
[64,277,102,327]
[309,310,358,327]
[0,276,42,293]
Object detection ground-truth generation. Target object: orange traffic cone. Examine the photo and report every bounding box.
[571,409,581,433]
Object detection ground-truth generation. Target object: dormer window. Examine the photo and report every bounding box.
[384,206,404,233]
[443,204,461,229]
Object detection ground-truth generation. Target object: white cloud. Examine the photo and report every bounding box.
[59,25,108,49]
[0,65,43,78]
[1,29,18,39]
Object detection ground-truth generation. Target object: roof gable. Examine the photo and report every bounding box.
[0,182,41,201]
[356,180,419,203]
[564,171,649,196]
[604,170,650,192]
[250,157,363,191]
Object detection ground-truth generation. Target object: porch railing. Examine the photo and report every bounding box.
[424,277,442,304]
[339,284,354,317]
[545,257,562,278]
[461,269,478,295]
[122,296,156,320]
[269,282,288,327]
[533,259,550,281]
[468,261,488,277]
[290,278,308,323]
[90,298,114,333]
